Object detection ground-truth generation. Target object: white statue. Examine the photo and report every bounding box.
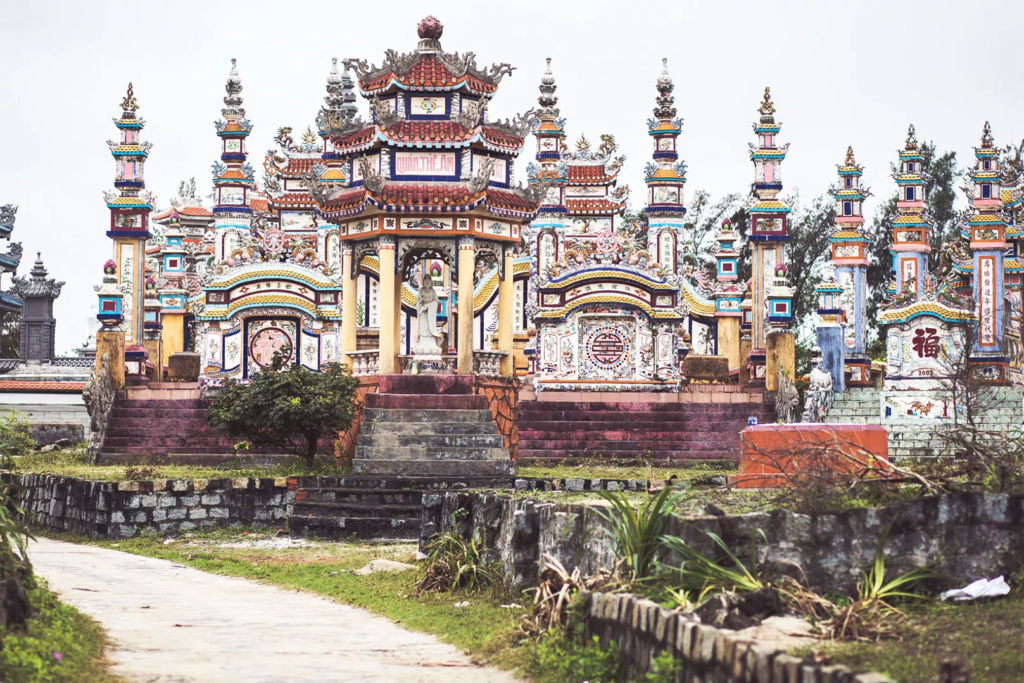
[412,274,443,359]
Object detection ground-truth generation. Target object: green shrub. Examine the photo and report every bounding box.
[418,532,501,592]
[0,412,34,466]
[0,584,117,682]
[206,353,359,461]
[519,617,623,683]
[591,486,686,582]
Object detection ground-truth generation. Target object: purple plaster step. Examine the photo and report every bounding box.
[365,393,489,410]
[516,454,736,465]
[288,514,420,540]
[376,374,474,395]
[516,450,738,461]
[94,452,294,466]
[520,401,771,412]
[116,399,210,409]
[519,409,773,421]
[518,421,758,432]
[352,459,515,477]
[516,440,741,450]
[109,409,211,420]
[362,408,493,423]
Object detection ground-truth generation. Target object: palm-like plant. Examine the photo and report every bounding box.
[591,485,686,582]
[661,530,766,602]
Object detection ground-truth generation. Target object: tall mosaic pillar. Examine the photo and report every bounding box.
[643,59,687,276]
[103,84,153,347]
[822,146,873,389]
[211,60,255,263]
[966,122,1009,384]
[745,88,791,387]
[713,218,742,371]
[890,125,932,299]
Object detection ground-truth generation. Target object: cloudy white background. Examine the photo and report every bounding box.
[1,0,1021,352]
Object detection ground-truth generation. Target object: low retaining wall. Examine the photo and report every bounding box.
[9,474,297,538]
[423,491,1024,593]
[580,591,892,682]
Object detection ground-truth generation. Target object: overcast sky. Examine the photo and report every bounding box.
[2,0,1022,353]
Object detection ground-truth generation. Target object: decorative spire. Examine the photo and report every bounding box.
[121,83,138,114]
[905,123,918,150]
[845,146,856,166]
[980,120,994,148]
[653,58,676,120]
[222,58,244,119]
[537,58,559,118]
[758,87,776,117]
[416,15,443,52]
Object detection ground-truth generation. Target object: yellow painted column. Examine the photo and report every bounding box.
[340,246,357,370]
[377,236,397,374]
[457,237,475,375]
[717,317,741,371]
[766,331,795,392]
[95,330,126,390]
[497,247,514,377]
[160,312,184,368]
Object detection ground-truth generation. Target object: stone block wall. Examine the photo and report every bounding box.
[826,386,1024,459]
[580,591,893,682]
[9,474,297,538]
[423,491,1024,594]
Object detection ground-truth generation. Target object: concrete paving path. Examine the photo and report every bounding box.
[30,538,521,683]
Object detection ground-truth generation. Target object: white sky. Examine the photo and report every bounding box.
[2,0,1022,353]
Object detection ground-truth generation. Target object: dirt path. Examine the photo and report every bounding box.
[30,538,521,683]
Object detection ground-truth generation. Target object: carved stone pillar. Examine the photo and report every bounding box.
[457,236,475,375]
[497,246,514,377]
[378,235,397,374]
[341,246,357,370]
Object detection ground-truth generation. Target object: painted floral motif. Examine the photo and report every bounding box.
[250,328,291,367]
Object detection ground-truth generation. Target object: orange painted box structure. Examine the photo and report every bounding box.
[734,423,889,488]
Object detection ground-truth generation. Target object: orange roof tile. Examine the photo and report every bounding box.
[250,198,269,213]
[152,206,214,220]
[375,182,481,206]
[0,381,86,392]
[568,165,615,183]
[363,55,497,94]
[280,158,318,176]
[268,193,313,207]
[565,198,626,213]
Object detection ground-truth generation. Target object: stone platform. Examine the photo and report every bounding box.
[518,389,776,464]
[97,397,331,465]
[352,375,514,476]
[734,423,889,488]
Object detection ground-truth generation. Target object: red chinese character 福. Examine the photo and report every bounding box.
[912,328,940,358]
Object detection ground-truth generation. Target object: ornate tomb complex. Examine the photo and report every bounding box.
[82,14,1024,468]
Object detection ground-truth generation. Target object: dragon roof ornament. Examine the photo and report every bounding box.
[487,108,537,139]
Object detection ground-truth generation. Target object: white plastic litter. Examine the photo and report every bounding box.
[939,576,1011,602]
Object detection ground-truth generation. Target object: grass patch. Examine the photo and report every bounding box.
[797,589,1024,683]
[0,582,121,683]
[5,446,351,482]
[518,460,735,482]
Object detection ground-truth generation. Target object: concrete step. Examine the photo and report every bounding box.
[518,438,740,450]
[95,453,293,466]
[298,488,424,505]
[362,408,493,423]
[291,500,421,519]
[377,374,474,395]
[518,447,739,459]
[352,459,515,477]
[354,446,509,461]
[357,433,505,449]
[288,514,420,540]
[359,422,498,436]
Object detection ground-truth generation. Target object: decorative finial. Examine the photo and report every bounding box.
[845,146,855,166]
[417,15,443,40]
[981,121,994,148]
[545,57,552,75]
[121,83,138,113]
[905,124,918,148]
[538,58,558,116]
[223,58,245,118]
[653,58,676,120]
[758,87,775,116]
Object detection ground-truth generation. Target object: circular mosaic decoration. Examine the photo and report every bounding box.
[591,332,626,366]
[249,327,292,368]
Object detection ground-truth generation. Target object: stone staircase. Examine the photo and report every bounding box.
[98,398,329,465]
[352,374,514,476]
[517,400,777,464]
[288,475,513,540]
